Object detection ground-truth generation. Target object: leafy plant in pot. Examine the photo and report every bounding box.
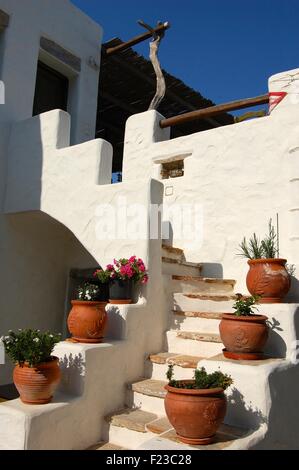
[219,294,269,360]
[238,219,291,303]
[95,256,149,304]
[164,365,233,445]
[67,282,108,343]
[1,329,61,404]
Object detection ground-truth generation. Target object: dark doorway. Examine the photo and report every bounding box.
[33,61,69,116]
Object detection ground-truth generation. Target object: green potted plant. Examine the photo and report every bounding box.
[1,329,61,404]
[67,282,107,343]
[238,219,290,303]
[219,294,269,360]
[94,256,149,304]
[164,365,233,445]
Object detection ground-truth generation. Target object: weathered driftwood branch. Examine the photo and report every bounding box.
[138,20,169,111]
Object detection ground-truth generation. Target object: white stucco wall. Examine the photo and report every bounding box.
[0,0,103,384]
[123,68,299,297]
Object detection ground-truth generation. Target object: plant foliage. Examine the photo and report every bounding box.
[76,282,102,301]
[94,256,149,284]
[1,329,61,367]
[166,365,233,390]
[232,294,259,316]
[238,219,278,259]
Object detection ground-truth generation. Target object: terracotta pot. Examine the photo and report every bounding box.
[164,381,227,445]
[246,258,290,303]
[109,279,133,304]
[219,313,269,354]
[67,300,107,343]
[13,356,61,404]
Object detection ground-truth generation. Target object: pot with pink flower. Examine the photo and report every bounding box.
[95,256,149,304]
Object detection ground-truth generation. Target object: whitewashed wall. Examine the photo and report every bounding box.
[123,68,299,298]
[0,0,103,384]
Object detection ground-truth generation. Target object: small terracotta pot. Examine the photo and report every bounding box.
[13,356,61,404]
[67,300,107,343]
[246,258,290,303]
[164,381,227,445]
[219,313,269,354]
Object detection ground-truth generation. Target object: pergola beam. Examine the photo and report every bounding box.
[103,23,170,56]
[103,54,222,127]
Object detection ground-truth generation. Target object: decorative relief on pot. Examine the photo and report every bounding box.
[86,317,106,338]
[203,401,222,426]
[233,327,249,349]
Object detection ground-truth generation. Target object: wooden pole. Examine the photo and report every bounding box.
[160,94,269,128]
[104,22,170,56]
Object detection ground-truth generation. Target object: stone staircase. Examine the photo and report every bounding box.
[100,244,264,450]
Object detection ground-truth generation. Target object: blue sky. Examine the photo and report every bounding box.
[72,0,299,105]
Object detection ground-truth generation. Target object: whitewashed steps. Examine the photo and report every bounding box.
[162,258,202,276]
[171,276,236,295]
[138,423,258,451]
[126,379,167,415]
[173,293,236,313]
[162,244,184,262]
[105,408,159,449]
[147,352,202,381]
[88,442,128,450]
[171,310,222,334]
[104,407,253,451]
[166,330,223,357]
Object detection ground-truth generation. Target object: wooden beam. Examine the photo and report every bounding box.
[104,23,170,56]
[160,94,269,128]
[100,90,139,115]
[103,54,221,127]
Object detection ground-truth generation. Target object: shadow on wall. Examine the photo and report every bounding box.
[226,387,267,431]
[105,305,127,340]
[285,276,299,303]
[0,210,100,385]
[253,363,299,449]
[265,317,287,359]
[201,263,224,279]
[59,352,85,396]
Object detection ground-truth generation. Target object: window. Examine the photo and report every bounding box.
[33,61,69,116]
[161,160,184,179]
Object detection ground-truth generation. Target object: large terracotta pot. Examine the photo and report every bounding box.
[246,258,290,303]
[67,300,107,343]
[164,381,227,445]
[13,356,61,404]
[219,314,269,356]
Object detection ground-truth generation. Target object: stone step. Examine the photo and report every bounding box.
[106,408,158,432]
[150,352,202,368]
[162,257,202,276]
[166,330,223,357]
[104,407,255,451]
[105,407,168,449]
[138,423,258,451]
[173,292,236,313]
[177,331,222,343]
[126,379,167,415]
[162,244,184,262]
[171,276,236,295]
[88,442,128,450]
[171,310,222,334]
[146,352,203,381]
